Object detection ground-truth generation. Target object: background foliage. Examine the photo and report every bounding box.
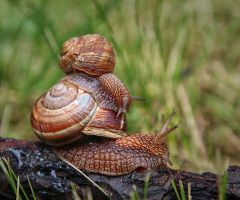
[0,0,239,173]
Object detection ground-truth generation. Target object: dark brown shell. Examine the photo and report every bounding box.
[59,34,115,75]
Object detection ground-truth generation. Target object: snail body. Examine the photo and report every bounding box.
[55,111,179,176]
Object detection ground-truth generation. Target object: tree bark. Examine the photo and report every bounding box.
[0,137,239,200]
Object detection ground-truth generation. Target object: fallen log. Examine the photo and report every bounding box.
[0,137,239,200]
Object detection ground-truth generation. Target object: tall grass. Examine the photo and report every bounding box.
[0,0,239,175]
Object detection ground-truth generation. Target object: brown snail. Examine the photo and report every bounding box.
[30,34,179,176]
[30,74,128,146]
[55,110,179,176]
[58,34,147,116]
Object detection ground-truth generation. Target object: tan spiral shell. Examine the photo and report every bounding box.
[30,79,128,146]
[59,34,115,75]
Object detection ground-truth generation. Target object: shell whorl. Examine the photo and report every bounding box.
[30,81,98,146]
[42,82,78,109]
[59,34,115,75]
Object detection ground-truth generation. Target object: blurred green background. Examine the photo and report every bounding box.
[0,0,239,174]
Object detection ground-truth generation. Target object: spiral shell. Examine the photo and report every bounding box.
[59,34,115,75]
[30,79,128,146]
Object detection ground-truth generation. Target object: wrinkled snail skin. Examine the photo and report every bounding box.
[55,135,169,176]
[54,111,179,176]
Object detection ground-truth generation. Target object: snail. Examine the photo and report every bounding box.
[30,33,179,176]
[30,74,128,146]
[58,34,147,116]
[55,110,179,176]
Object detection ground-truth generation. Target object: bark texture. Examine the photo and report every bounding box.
[0,137,239,200]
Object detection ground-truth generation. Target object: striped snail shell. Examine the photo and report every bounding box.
[30,77,128,146]
[59,34,115,75]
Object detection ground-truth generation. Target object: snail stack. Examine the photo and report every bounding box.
[30,34,179,176]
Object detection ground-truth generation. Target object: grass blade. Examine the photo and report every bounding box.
[179,180,186,200]
[8,163,29,200]
[220,172,228,200]
[144,173,150,200]
[71,184,81,200]
[2,157,32,200]
[188,183,192,200]
[171,179,180,200]
[179,162,183,171]
[0,157,18,197]
[27,175,36,200]
[132,185,141,200]
[16,176,20,200]
[59,156,109,199]
[86,186,93,200]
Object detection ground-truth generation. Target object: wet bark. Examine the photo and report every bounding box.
[0,137,239,200]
